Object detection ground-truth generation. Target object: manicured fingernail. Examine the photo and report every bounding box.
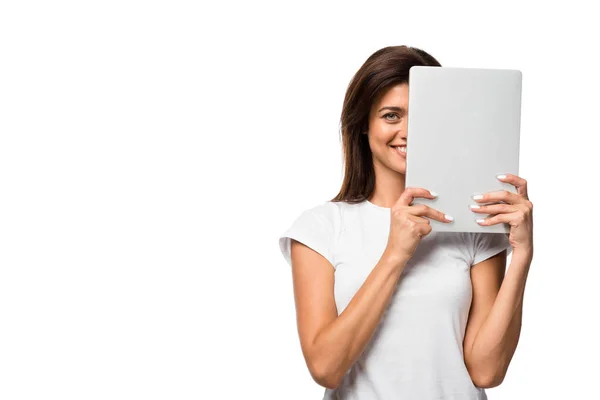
[429,190,438,197]
[470,205,480,209]
[472,194,483,200]
[476,218,485,223]
[497,174,507,180]
[445,214,454,221]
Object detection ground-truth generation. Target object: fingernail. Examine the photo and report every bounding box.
[476,218,485,223]
[497,174,507,180]
[470,205,480,209]
[472,194,483,200]
[445,214,454,221]
[429,190,438,197]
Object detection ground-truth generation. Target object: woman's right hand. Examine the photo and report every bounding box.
[384,187,453,262]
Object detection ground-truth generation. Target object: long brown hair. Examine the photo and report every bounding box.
[330,45,442,204]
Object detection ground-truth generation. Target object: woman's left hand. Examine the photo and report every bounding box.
[471,173,534,254]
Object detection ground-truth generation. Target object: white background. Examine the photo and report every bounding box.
[1,1,598,399]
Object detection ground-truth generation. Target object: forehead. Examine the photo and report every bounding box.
[373,83,409,107]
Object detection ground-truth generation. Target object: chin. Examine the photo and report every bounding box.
[389,164,406,175]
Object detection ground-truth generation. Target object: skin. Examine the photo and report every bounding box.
[366,82,534,387]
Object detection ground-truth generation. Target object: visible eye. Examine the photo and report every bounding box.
[383,112,400,121]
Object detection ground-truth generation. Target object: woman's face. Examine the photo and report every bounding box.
[367,82,409,175]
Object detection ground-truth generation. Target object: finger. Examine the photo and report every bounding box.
[472,190,524,206]
[408,204,453,223]
[497,173,529,200]
[475,211,515,226]
[398,187,438,207]
[469,203,519,215]
[408,214,430,224]
[415,223,433,238]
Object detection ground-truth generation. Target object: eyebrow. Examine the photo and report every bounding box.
[378,106,407,114]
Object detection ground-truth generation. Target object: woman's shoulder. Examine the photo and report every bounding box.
[306,199,359,223]
[303,200,341,225]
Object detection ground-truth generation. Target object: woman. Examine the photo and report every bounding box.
[278,45,534,399]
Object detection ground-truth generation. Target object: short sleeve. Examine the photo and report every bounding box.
[278,209,335,269]
[469,232,513,266]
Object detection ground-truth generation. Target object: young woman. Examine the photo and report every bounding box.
[278,45,534,399]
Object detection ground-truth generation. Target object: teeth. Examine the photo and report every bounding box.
[393,146,407,153]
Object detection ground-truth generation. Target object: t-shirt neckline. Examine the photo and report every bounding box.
[365,199,391,212]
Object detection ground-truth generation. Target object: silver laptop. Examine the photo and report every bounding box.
[405,66,522,233]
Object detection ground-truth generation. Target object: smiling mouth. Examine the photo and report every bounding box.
[391,145,407,156]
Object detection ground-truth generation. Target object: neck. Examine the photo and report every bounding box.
[368,161,406,208]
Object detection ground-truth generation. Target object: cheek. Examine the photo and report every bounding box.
[372,139,392,157]
[374,120,394,132]
[375,134,396,152]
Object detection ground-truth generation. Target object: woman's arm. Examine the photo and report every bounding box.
[291,239,409,389]
[463,249,533,388]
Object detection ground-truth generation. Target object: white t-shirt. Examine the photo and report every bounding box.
[278,199,512,400]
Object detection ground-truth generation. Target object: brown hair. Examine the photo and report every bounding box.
[330,45,442,204]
